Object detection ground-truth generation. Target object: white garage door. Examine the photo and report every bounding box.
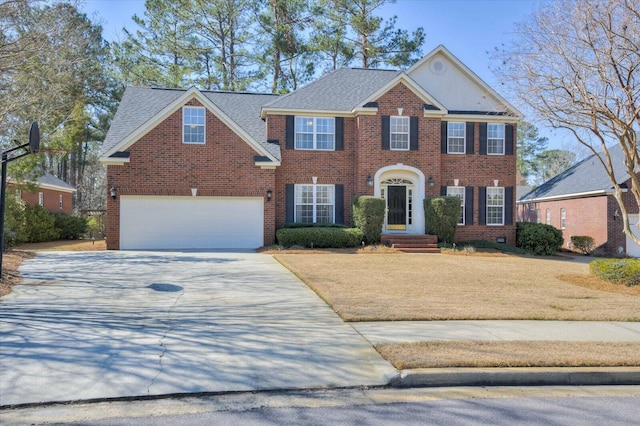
[120,196,264,250]
[627,214,640,257]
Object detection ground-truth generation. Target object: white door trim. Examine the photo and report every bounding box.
[374,165,426,234]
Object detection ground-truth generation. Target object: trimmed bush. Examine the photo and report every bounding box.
[3,193,26,248]
[23,204,59,243]
[516,222,563,255]
[282,222,345,229]
[590,258,640,287]
[352,196,385,244]
[570,236,595,255]
[424,196,461,243]
[54,214,88,240]
[276,227,363,248]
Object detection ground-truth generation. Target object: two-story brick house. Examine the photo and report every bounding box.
[100,45,521,250]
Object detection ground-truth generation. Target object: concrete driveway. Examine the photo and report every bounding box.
[0,251,395,406]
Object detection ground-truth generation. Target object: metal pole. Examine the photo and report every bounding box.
[0,155,8,278]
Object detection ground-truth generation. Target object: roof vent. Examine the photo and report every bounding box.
[430,59,446,75]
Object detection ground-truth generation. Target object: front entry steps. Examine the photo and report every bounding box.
[381,234,440,254]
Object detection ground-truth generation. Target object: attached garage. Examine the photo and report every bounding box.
[626,214,640,257]
[120,196,264,250]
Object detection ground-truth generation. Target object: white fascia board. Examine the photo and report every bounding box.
[37,183,76,193]
[359,73,448,113]
[100,156,131,166]
[410,45,524,120]
[517,189,622,203]
[104,87,279,164]
[443,113,520,123]
[260,107,352,119]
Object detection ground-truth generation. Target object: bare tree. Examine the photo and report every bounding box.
[494,0,640,244]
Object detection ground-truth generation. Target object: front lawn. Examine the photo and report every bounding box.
[274,253,640,321]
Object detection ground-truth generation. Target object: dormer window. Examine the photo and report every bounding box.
[183,106,205,144]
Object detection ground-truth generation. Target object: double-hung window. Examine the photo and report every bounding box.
[183,106,205,144]
[561,208,566,228]
[295,117,335,150]
[59,194,63,209]
[546,209,551,225]
[446,186,465,225]
[487,123,505,155]
[447,122,465,154]
[38,192,44,206]
[486,187,504,225]
[295,184,335,224]
[390,116,409,150]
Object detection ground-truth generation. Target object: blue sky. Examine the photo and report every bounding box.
[80,0,577,151]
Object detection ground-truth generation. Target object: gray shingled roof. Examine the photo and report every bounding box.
[37,172,76,191]
[262,68,402,111]
[519,144,635,201]
[101,87,280,160]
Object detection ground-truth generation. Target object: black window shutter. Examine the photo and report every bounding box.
[440,186,447,196]
[285,184,295,222]
[441,121,448,153]
[504,186,514,225]
[465,186,474,225]
[335,184,344,224]
[479,122,487,155]
[335,117,344,151]
[478,186,487,225]
[505,123,514,155]
[381,116,390,150]
[409,116,419,151]
[285,116,295,149]
[466,122,474,154]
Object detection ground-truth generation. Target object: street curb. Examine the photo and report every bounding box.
[391,367,640,388]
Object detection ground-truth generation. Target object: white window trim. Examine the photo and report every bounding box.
[546,208,551,225]
[486,187,504,226]
[59,194,63,209]
[295,117,335,151]
[294,184,336,223]
[38,192,44,206]
[182,106,206,145]
[447,186,465,225]
[487,123,505,156]
[447,122,466,154]
[561,208,566,229]
[390,116,410,151]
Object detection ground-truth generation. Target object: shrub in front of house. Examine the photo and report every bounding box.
[23,204,60,243]
[3,193,26,247]
[424,196,461,243]
[282,222,345,228]
[570,235,595,255]
[351,196,385,244]
[276,227,363,248]
[516,222,563,255]
[53,213,89,240]
[590,258,640,287]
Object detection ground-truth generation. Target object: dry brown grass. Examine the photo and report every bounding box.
[15,239,106,252]
[0,250,35,297]
[274,253,640,321]
[376,341,640,369]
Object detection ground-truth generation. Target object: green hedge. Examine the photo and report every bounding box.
[281,222,345,229]
[276,227,363,248]
[590,258,640,287]
[352,196,385,244]
[516,222,563,255]
[53,213,88,239]
[570,236,595,255]
[424,196,461,243]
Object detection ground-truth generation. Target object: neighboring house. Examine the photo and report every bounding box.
[517,144,640,256]
[9,172,76,216]
[100,45,522,250]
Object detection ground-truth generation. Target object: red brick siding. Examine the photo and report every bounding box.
[17,186,73,215]
[106,100,276,249]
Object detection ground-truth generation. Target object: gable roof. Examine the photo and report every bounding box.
[519,144,636,202]
[261,68,402,114]
[100,87,281,163]
[10,171,76,193]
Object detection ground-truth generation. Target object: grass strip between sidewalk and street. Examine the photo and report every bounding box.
[376,341,640,369]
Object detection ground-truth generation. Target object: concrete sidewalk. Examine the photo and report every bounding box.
[352,320,640,344]
[352,320,640,388]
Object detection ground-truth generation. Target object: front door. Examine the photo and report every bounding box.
[387,185,407,230]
